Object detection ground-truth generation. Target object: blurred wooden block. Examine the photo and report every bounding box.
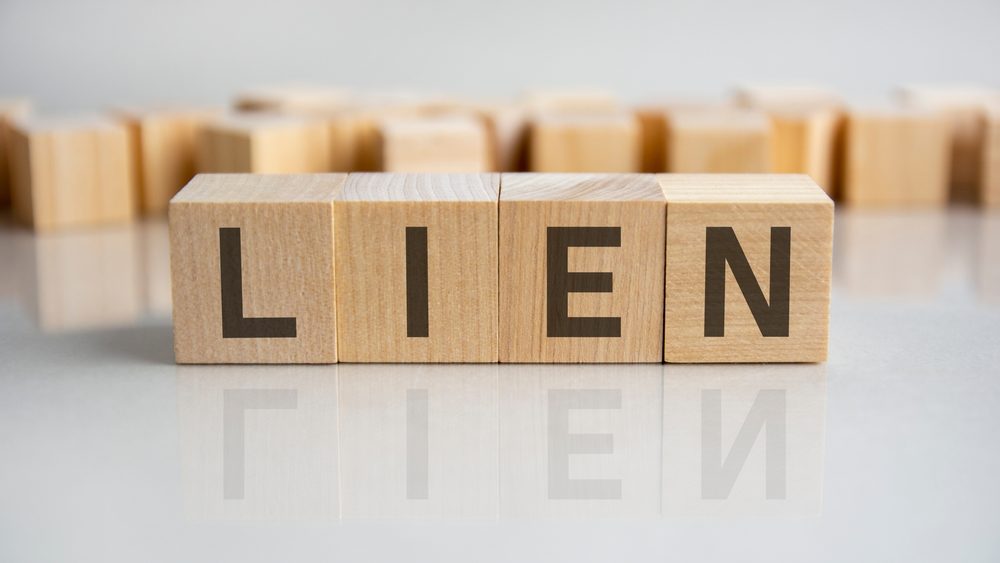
[470,102,528,172]
[522,90,619,114]
[233,85,352,114]
[197,114,332,173]
[733,85,842,111]
[7,116,135,231]
[660,174,833,363]
[0,99,32,207]
[668,110,771,173]
[636,99,732,173]
[374,116,491,172]
[116,107,219,215]
[843,107,950,206]
[897,85,995,202]
[767,107,843,195]
[529,113,640,172]
[984,104,1000,208]
[334,173,499,362]
[169,174,344,364]
[499,173,665,363]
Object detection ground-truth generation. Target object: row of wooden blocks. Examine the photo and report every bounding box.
[170,173,833,364]
[3,85,998,233]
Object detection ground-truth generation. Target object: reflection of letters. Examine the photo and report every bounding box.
[701,389,786,500]
[223,389,298,499]
[547,389,623,500]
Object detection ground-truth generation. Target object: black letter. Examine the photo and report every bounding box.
[219,227,296,339]
[547,226,622,337]
[405,226,429,338]
[704,226,790,337]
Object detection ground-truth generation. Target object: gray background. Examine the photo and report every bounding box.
[2,0,999,111]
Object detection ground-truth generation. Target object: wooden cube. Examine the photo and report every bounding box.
[334,173,499,362]
[116,107,219,215]
[0,99,32,207]
[897,85,996,202]
[767,107,843,195]
[169,174,344,364]
[7,116,135,231]
[374,116,491,172]
[667,110,771,173]
[733,84,842,111]
[522,90,619,114]
[233,84,352,114]
[529,113,640,172]
[635,99,733,173]
[843,107,951,206]
[197,114,332,174]
[660,174,833,363]
[982,104,1000,208]
[499,173,665,363]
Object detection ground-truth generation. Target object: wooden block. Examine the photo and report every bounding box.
[468,102,528,172]
[233,84,352,114]
[981,104,1000,208]
[660,174,833,363]
[0,99,32,207]
[667,110,771,173]
[733,85,842,111]
[767,107,843,195]
[374,116,491,172]
[115,107,219,215]
[7,116,135,231]
[522,90,619,114]
[529,113,640,173]
[169,174,344,364]
[897,85,995,202]
[843,107,951,207]
[196,114,332,174]
[635,99,732,173]
[499,173,665,363]
[334,173,499,362]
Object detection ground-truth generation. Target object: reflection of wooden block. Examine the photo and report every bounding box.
[233,85,352,114]
[529,113,640,172]
[499,174,665,363]
[170,174,344,364]
[196,114,332,173]
[843,108,950,206]
[660,174,833,363]
[374,116,491,172]
[116,108,218,215]
[335,173,499,362]
[897,85,994,202]
[668,110,771,173]
[983,105,1000,208]
[7,116,135,231]
[0,100,32,207]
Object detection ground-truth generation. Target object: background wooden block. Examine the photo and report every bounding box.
[334,173,499,362]
[732,84,842,111]
[635,99,733,173]
[660,174,833,363]
[897,85,996,202]
[529,113,640,172]
[843,107,951,206]
[7,116,135,231]
[667,109,771,173]
[0,99,32,207]
[521,90,620,114]
[233,84,352,114]
[499,173,665,363]
[170,174,344,364]
[116,107,219,215]
[767,107,843,196]
[981,103,1000,208]
[374,116,491,172]
[196,114,332,174]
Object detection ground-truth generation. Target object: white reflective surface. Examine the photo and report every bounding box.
[0,209,998,562]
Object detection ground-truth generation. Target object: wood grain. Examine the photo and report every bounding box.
[660,174,833,362]
[499,173,665,363]
[335,173,499,362]
[170,173,344,363]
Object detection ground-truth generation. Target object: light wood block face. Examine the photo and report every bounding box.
[334,173,499,362]
[499,174,665,363]
[768,108,843,195]
[522,90,619,114]
[169,174,344,363]
[0,100,32,207]
[843,108,951,207]
[8,116,135,231]
[984,105,1000,208]
[197,114,332,174]
[660,174,833,363]
[529,113,640,173]
[233,85,352,114]
[635,106,668,173]
[375,117,491,173]
[117,108,218,215]
[733,85,842,111]
[667,110,771,173]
